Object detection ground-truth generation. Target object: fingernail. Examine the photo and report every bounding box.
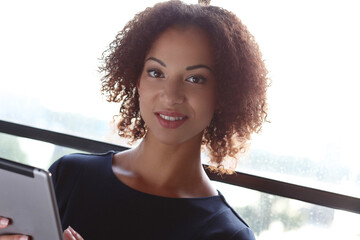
[66,228,76,240]
[0,218,9,227]
[69,226,79,239]
[20,236,29,240]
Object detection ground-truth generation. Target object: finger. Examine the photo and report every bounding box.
[0,235,29,240]
[68,226,84,240]
[63,228,76,240]
[0,217,9,229]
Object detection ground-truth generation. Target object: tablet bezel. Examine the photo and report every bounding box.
[0,157,64,240]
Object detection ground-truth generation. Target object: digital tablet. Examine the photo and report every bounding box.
[0,157,63,240]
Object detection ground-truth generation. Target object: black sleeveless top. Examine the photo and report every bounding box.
[49,151,255,240]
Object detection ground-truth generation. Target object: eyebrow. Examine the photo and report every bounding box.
[146,57,213,72]
[186,64,213,72]
[145,57,166,67]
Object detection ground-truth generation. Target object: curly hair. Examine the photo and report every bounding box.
[99,0,269,173]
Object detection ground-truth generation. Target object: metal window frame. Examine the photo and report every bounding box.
[1,119,359,214]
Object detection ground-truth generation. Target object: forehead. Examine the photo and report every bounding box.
[146,25,214,67]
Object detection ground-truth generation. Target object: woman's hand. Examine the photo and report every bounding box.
[63,226,84,240]
[0,216,29,240]
[1,217,83,240]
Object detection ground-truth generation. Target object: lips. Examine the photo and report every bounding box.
[154,111,188,129]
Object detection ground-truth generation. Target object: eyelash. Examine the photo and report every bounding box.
[147,69,164,78]
[146,68,207,84]
[186,75,207,84]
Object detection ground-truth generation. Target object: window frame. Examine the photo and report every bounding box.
[1,119,359,214]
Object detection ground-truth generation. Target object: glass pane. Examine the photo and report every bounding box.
[0,0,165,144]
[0,133,86,170]
[212,181,360,240]
[1,0,359,198]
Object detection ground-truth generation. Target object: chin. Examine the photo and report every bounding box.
[151,130,204,147]
[156,135,189,146]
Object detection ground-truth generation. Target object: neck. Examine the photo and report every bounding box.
[123,130,214,197]
[136,131,203,180]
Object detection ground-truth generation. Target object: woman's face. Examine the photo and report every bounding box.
[137,25,216,146]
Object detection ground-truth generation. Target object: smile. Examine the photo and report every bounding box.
[158,114,185,121]
[155,112,188,129]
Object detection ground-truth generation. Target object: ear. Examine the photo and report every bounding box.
[214,102,222,115]
[136,77,141,89]
[136,78,141,98]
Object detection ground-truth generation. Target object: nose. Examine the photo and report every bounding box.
[161,79,185,106]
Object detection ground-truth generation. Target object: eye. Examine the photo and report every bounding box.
[186,75,207,84]
[147,69,164,78]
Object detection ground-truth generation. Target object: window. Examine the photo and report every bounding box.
[1,1,359,238]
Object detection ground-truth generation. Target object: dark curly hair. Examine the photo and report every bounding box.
[100,0,269,173]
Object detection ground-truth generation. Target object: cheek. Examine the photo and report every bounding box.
[138,83,156,119]
[194,91,216,121]
[137,77,159,98]
[137,81,149,102]
[138,89,149,110]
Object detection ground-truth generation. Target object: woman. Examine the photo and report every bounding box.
[0,1,268,239]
